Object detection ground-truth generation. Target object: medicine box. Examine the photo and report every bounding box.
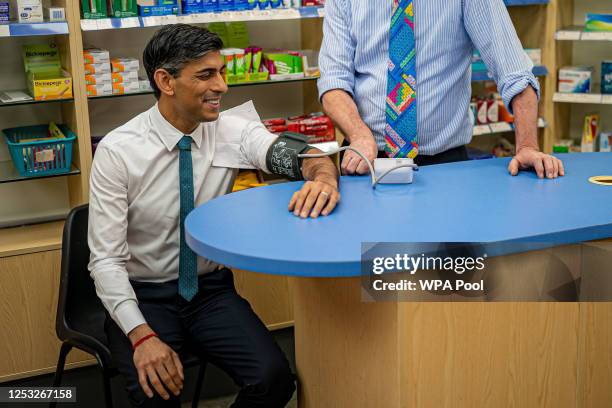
[85,73,112,85]
[113,81,140,94]
[81,0,108,19]
[87,83,113,96]
[85,62,112,75]
[137,0,178,16]
[112,70,139,84]
[602,61,612,95]
[111,57,140,73]
[109,0,138,18]
[83,48,110,65]
[558,66,592,93]
[17,0,43,23]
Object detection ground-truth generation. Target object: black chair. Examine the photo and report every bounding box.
[51,204,207,408]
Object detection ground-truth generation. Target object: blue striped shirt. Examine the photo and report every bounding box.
[318,0,540,155]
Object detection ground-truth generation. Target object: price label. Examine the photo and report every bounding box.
[555,30,581,41]
[489,122,513,133]
[159,15,178,25]
[121,17,140,28]
[602,95,612,105]
[473,125,491,136]
[317,8,325,18]
[580,31,611,41]
[80,19,97,31]
[141,16,160,27]
[0,25,9,37]
[96,18,113,30]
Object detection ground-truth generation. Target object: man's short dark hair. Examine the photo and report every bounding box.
[143,24,224,99]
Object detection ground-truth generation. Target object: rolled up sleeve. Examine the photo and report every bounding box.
[463,0,541,113]
[88,143,145,335]
[317,0,356,100]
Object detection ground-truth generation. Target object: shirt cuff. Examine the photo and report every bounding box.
[500,72,541,115]
[317,76,355,102]
[114,299,146,335]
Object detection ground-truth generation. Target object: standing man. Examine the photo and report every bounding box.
[319,0,564,178]
[89,24,339,407]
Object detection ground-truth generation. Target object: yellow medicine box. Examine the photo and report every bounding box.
[27,70,73,101]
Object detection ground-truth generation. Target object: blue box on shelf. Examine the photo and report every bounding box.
[2,124,76,177]
[138,0,179,16]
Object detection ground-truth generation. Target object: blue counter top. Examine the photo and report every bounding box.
[186,153,612,277]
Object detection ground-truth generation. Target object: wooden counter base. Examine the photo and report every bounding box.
[291,242,612,408]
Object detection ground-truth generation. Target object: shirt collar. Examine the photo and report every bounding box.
[151,103,203,151]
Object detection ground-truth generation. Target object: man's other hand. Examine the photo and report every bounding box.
[342,135,378,175]
[129,325,184,400]
[289,179,340,218]
[509,147,565,179]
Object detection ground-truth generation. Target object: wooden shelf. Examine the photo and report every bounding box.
[0,221,64,257]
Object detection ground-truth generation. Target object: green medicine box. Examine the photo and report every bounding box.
[109,0,138,18]
[82,0,108,19]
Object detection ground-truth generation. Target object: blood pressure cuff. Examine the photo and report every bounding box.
[266,132,311,181]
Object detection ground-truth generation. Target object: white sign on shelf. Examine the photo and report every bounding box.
[580,31,612,41]
[96,19,113,30]
[317,8,326,18]
[121,17,140,28]
[0,25,9,37]
[141,16,161,27]
[555,30,581,41]
[489,122,513,134]
[473,125,491,136]
[80,19,98,31]
[159,14,178,25]
[602,95,612,105]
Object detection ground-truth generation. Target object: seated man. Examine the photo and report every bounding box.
[88,24,340,407]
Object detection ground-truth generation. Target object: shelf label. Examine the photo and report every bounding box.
[0,25,9,37]
[317,8,325,18]
[96,19,113,30]
[80,19,97,31]
[121,17,140,28]
[159,15,178,25]
[580,31,612,41]
[602,95,612,105]
[555,30,580,41]
[141,16,160,27]
[473,125,491,136]
[489,122,513,133]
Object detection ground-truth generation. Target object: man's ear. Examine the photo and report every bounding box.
[154,68,175,97]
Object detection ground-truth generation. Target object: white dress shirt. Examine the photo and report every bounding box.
[88,101,276,335]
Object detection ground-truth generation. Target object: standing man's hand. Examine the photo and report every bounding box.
[129,324,184,400]
[508,147,565,179]
[342,134,378,175]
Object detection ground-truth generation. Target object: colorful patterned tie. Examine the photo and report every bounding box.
[385,0,418,159]
[177,136,198,301]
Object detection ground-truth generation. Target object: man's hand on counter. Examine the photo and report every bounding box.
[289,178,340,219]
[508,147,565,179]
[342,134,378,175]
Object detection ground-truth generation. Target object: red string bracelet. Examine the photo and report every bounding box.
[132,333,158,351]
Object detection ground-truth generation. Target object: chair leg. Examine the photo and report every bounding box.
[100,367,114,408]
[49,343,72,408]
[191,363,207,408]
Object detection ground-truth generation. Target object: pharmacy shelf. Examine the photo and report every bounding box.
[0,21,69,37]
[553,93,612,105]
[504,0,549,6]
[0,160,80,184]
[472,65,548,82]
[472,118,547,136]
[0,93,73,108]
[556,27,612,41]
[88,76,319,100]
[80,6,324,31]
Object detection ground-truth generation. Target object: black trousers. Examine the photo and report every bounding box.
[340,140,469,166]
[105,268,295,408]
